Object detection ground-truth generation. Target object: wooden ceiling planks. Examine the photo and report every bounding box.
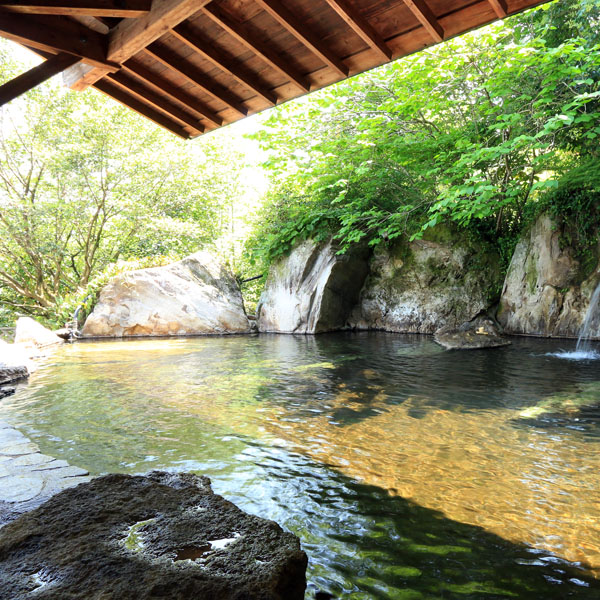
[0,0,551,139]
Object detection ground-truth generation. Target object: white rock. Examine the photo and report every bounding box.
[14,317,64,349]
[257,239,369,334]
[82,251,250,337]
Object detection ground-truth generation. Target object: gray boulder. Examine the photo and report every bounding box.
[257,239,369,334]
[434,316,511,350]
[350,228,503,333]
[0,471,307,600]
[498,214,600,338]
[82,252,251,337]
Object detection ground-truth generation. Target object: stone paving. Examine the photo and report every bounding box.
[0,419,91,526]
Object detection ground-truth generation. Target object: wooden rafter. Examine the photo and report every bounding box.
[171,23,277,106]
[64,0,211,90]
[323,0,391,61]
[487,0,508,17]
[0,12,116,69]
[0,1,152,18]
[107,70,204,134]
[402,0,444,43]
[0,52,79,106]
[202,3,310,93]
[94,78,191,138]
[253,0,349,77]
[123,60,222,127]
[143,46,248,117]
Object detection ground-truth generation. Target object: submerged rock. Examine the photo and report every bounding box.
[434,316,511,350]
[82,252,251,337]
[518,382,600,420]
[350,228,503,334]
[498,214,600,338]
[257,239,369,334]
[0,471,307,600]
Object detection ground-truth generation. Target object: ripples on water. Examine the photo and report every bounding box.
[3,332,600,599]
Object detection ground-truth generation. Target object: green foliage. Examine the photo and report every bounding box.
[0,40,249,324]
[246,0,600,273]
[537,160,600,278]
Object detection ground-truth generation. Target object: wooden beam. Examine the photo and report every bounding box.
[487,0,508,18]
[202,3,310,93]
[0,52,80,106]
[93,78,191,138]
[107,0,210,63]
[323,0,391,62]
[123,60,222,126]
[253,0,348,77]
[66,0,211,91]
[0,12,117,69]
[0,1,152,17]
[107,70,203,134]
[144,45,248,117]
[171,23,278,106]
[401,0,444,43]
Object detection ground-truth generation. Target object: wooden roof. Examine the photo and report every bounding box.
[0,0,550,139]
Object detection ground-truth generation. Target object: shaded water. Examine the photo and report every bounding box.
[2,332,600,599]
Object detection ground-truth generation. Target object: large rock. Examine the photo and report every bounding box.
[434,316,511,350]
[257,239,369,334]
[0,471,308,600]
[498,214,600,338]
[14,317,63,349]
[350,228,503,334]
[82,252,251,337]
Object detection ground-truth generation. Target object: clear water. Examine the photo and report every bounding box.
[2,332,600,599]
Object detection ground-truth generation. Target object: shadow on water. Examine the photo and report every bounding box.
[219,442,599,600]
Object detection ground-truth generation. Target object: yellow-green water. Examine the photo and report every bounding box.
[2,332,600,599]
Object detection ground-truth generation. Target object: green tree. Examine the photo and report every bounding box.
[0,41,248,324]
[245,0,600,271]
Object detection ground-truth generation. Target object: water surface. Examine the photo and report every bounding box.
[2,332,600,599]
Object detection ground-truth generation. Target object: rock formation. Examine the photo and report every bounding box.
[434,316,511,350]
[257,239,369,334]
[14,317,64,350]
[350,228,503,334]
[82,252,251,337]
[0,471,307,600]
[498,214,600,338]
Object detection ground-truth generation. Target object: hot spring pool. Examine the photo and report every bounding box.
[2,332,600,599]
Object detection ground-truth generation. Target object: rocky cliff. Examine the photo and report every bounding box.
[350,228,503,334]
[498,214,600,338]
[257,239,369,334]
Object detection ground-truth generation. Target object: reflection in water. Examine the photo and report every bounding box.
[3,332,600,598]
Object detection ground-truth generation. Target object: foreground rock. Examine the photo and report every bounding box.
[351,228,503,334]
[434,316,511,350]
[498,214,600,338]
[82,252,251,337]
[14,317,64,350]
[257,239,369,334]
[0,471,307,600]
[0,421,91,526]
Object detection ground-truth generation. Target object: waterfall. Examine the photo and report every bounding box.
[576,281,600,353]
